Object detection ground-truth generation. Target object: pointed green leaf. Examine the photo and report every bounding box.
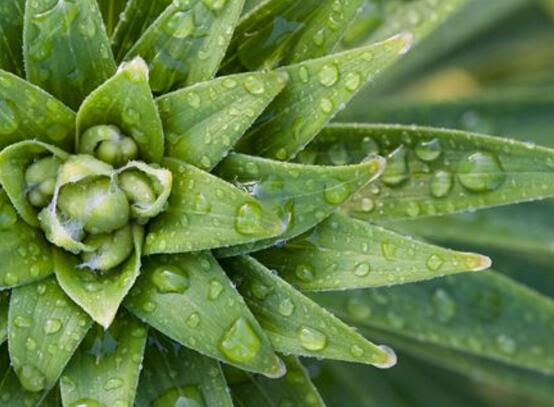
[97,0,128,37]
[228,356,325,407]
[0,141,69,227]
[76,57,164,164]
[235,34,412,161]
[0,0,25,76]
[125,252,284,377]
[223,0,363,72]
[54,225,143,328]
[60,314,147,407]
[23,0,116,109]
[0,190,53,290]
[8,277,92,393]
[304,124,554,221]
[255,213,491,291]
[214,154,384,257]
[144,158,285,255]
[222,256,395,368]
[0,343,46,406]
[136,331,233,407]
[112,0,172,61]
[157,71,287,171]
[0,292,8,344]
[311,271,554,375]
[0,70,75,150]
[126,0,245,93]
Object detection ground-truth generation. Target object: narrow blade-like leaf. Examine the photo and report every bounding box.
[157,71,287,171]
[8,277,92,393]
[125,252,284,377]
[0,70,75,151]
[54,225,143,328]
[136,331,233,407]
[126,0,245,92]
[255,213,490,291]
[235,34,412,161]
[144,158,285,255]
[214,154,384,257]
[97,0,128,37]
[0,0,25,76]
[76,57,164,164]
[23,0,116,109]
[228,356,325,407]
[311,271,554,375]
[222,256,396,368]
[60,313,147,407]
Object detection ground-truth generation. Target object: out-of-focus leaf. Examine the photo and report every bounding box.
[223,0,364,72]
[60,314,147,407]
[228,355,325,407]
[215,154,384,257]
[0,70,75,151]
[8,277,92,393]
[337,89,554,148]
[0,0,25,76]
[236,34,412,161]
[97,0,128,37]
[301,124,554,221]
[0,190,53,289]
[23,0,116,109]
[112,0,172,61]
[136,331,233,407]
[157,71,287,171]
[54,225,143,329]
[311,271,554,375]
[76,57,164,164]
[144,158,285,255]
[126,0,245,93]
[125,252,284,377]
[255,213,490,291]
[0,292,8,344]
[223,256,395,367]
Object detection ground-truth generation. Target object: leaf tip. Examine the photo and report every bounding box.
[372,344,397,369]
[470,253,493,272]
[390,31,414,55]
[117,56,150,82]
[263,355,287,379]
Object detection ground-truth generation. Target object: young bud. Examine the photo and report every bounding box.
[81,225,134,271]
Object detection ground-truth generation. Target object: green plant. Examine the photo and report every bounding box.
[0,0,553,406]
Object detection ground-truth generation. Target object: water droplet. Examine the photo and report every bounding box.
[143,301,157,313]
[25,338,36,351]
[298,327,327,351]
[350,345,364,357]
[218,318,261,363]
[4,272,18,286]
[18,364,46,392]
[202,0,227,11]
[278,298,295,316]
[381,241,396,261]
[251,280,271,300]
[69,399,104,407]
[359,197,374,213]
[164,10,195,38]
[152,265,189,294]
[457,152,505,192]
[244,76,265,95]
[208,280,224,300]
[430,170,453,198]
[151,385,204,407]
[345,72,361,91]
[426,254,444,271]
[324,179,350,204]
[43,318,62,334]
[496,334,516,354]
[373,345,397,369]
[318,63,339,87]
[0,99,18,135]
[298,66,309,83]
[353,262,371,277]
[295,264,315,282]
[235,202,264,235]
[382,145,409,186]
[14,316,31,328]
[186,312,200,327]
[193,193,211,213]
[415,138,442,161]
[319,97,333,113]
[432,288,456,323]
[0,200,18,230]
[103,378,123,391]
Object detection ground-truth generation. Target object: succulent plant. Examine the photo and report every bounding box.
[0,0,553,406]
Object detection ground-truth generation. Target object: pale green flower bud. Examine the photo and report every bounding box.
[80,225,134,271]
[80,125,139,167]
[57,178,130,235]
[25,156,61,208]
[118,170,157,210]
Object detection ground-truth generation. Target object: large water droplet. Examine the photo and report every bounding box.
[415,139,442,161]
[295,264,315,282]
[151,385,205,407]
[193,193,211,213]
[235,202,264,235]
[186,312,200,328]
[18,364,46,392]
[208,280,224,300]
[426,254,444,271]
[345,72,361,91]
[318,63,339,87]
[218,318,261,363]
[373,345,397,369]
[432,288,456,323]
[353,262,371,277]
[457,152,505,192]
[164,10,195,38]
[202,0,227,11]
[298,327,327,351]
[152,265,189,294]
[43,318,62,334]
[430,170,453,198]
[382,145,409,186]
[278,298,295,316]
[324,179,350,204]
[244,76,265,95]
[69,399,105,407]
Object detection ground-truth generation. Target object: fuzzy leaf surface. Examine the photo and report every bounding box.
[0,0,25,76]
[228,356,325,407]
[235,34,412,161]
[60,314,147,407]
[54,225,143,328]
[23,0,116,109]
[125,252,283,377]
[145,158,285,255]
[214,154,384,257]
[223,256,394,367]
[157,71,287,171]
[312,271,554,375]
[0,70,75,151]
[76,57,165,163]
[255,213,490,291]
[136,331,233,407]
[126,0,245,93]
[8,277,92,393]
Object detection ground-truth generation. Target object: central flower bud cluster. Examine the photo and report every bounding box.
[24,126,172,272]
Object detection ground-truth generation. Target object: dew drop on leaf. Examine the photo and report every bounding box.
[103,377,124,391]
[218,317,261,363]
[415,138,442,161]
[430,170,453,198]
[345,72,362,91]
[208,280,224,300]
[426,254,445,271]
[350,345,364,357]
[0,99,19,135]
[151,265,190,294]
[18,364,46,392]
[318,63,339,87]
[152,385,204,407]
[43,318,62,334]
[278,298,295,316]
[235,202,264,235]
[324,180,350,204]
[298,326,327,351]
[353,262,371,277]
[456,151,506,192]
[69,398,105,407]
[382,145,410,186]
[164,11,195,39]
[186,312,200,328]
[295,264,315,282]
[251,280,271,300]
[244,76,266,95]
